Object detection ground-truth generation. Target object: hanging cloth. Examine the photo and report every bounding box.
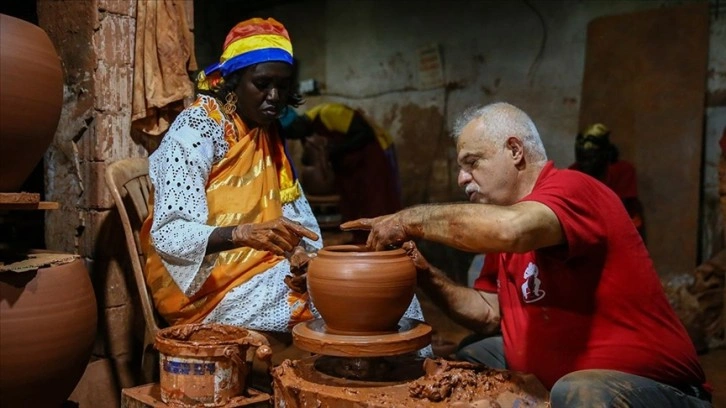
[131,0,197,136]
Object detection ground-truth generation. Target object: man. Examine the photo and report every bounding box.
[341,102,710,407]
[281,103,402,243]
[569,123,645,239]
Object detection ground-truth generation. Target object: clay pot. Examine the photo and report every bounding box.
[0,14,64,192]
[307,245,416,334]
[0,256,97,407]
[155,323,272,407]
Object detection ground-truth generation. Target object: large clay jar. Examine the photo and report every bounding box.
[0,14,64,192]
[307,245,416,334]
[0,255,97,407]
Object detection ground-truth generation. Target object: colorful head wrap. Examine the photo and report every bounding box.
[197,18,293,91]
[576,123,611,150]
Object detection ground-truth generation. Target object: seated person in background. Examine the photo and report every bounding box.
[280,103,402,244]
[569,123,645,239]
[342,102,710,407]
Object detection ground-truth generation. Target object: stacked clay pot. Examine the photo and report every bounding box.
[0,13,64,192]
[307,245,416,334]
[0,256,97,407]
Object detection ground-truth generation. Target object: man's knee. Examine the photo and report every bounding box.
[550,370,610,407]
[550,369,640,408]
[454,343,481,363]
[454,336,506,369]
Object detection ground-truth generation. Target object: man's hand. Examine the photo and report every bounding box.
[402,241,432,272]
[340,213,408,251]
[232,217,319,256]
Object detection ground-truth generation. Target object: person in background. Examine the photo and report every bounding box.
[139,17,427,340]
[280,103,402,243]
[569,123,645,240]
[342,102,711,407]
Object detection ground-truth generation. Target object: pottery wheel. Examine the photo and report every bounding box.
[292,317,432,358]
[311,355,425,382]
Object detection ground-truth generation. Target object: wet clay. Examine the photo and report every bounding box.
[272,356,550,407]
[292,317,431,357]
[155,323,272,408]
[307,245,416,334]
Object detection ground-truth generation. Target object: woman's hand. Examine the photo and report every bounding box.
[285,246,315,293]
[231,217,319,256]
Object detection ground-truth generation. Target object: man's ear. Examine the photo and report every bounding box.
[506,136,524,164]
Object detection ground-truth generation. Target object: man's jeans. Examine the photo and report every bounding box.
[456,336,712,407]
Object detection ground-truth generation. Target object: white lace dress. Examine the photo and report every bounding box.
[148,97,430,344]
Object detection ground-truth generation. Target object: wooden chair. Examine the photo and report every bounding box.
[105,157,162,383]
[106,158,278,394]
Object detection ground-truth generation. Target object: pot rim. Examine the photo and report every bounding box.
[316,244,407,257]
[154,324,256,356]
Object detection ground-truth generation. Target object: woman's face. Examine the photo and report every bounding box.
[235,62,293,127]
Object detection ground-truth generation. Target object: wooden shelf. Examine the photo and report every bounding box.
[0,193,58,210]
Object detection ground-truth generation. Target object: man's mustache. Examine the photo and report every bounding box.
[465,184,480,195]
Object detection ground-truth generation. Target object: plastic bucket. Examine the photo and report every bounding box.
[154,323,271,407]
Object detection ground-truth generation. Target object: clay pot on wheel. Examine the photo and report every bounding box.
[0,255,97,407]
[307,245,416,334]
[0,14,64,192]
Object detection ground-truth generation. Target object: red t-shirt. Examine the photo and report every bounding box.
[474,161,705,390]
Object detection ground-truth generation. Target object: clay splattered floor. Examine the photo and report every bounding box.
[419,291,725,407]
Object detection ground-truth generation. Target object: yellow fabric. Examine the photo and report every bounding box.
[305,104,355,134]
[369,120,395,150]
[583,123,610,138]
[305,103,395,150]
[221,34,294,62]
[195,70,216,91]
[140,96,301,325]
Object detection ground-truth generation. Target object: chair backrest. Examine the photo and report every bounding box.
[105,158,162,337]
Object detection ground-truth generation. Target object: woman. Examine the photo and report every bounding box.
[140,17,427,337]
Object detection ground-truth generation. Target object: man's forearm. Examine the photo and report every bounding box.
[400,204,512,253]
[418,264,500,335]
[400,202,563,254]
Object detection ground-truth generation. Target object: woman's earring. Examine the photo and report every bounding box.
[223,92,238,116]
